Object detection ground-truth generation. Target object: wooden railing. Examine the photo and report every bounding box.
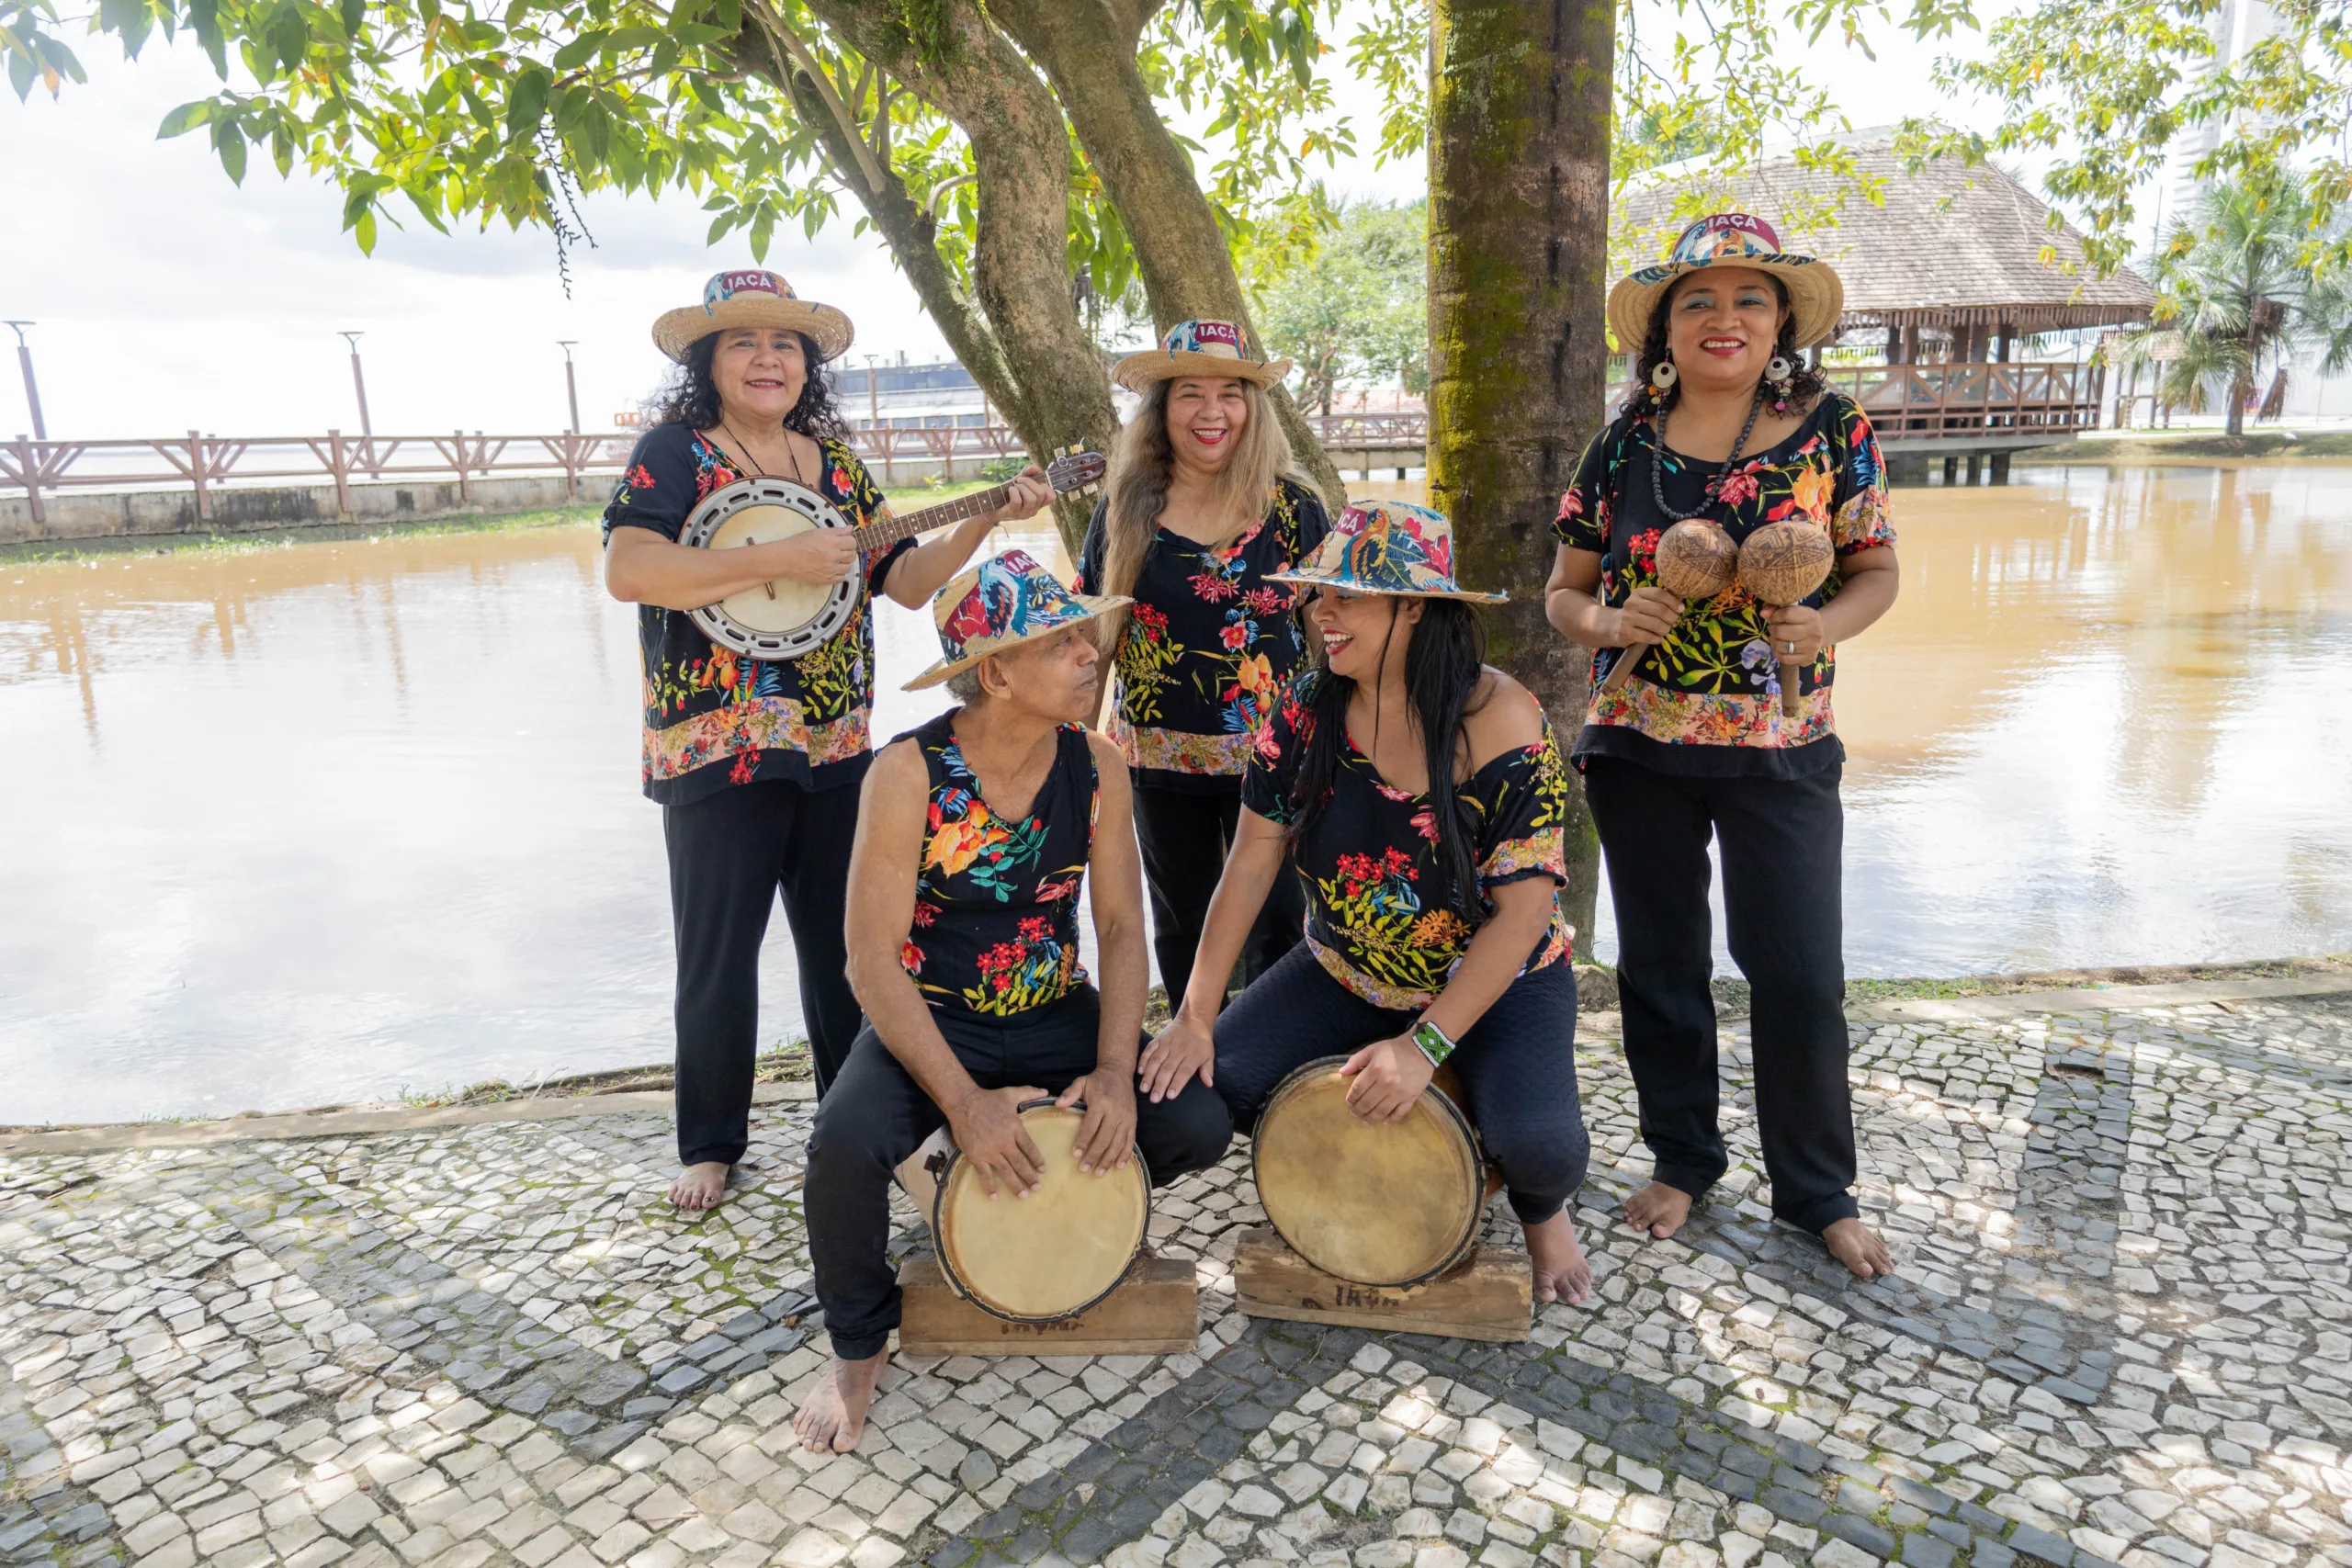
[1819,361,2107,439]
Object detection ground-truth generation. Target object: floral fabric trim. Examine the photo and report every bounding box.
[1103,715,1256,778]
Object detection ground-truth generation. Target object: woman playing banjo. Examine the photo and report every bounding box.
[1073,321,1329,1008]
[603,269,1051,1212]
[1544,214,1900,1278]
[1145,501,1595,1304]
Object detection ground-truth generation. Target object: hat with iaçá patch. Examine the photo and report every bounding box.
[1263,499,1506,604]
[1606,212,1845,352]
[904,548,1133,692]
[651,269,856,364]
[1110,319,1294,391]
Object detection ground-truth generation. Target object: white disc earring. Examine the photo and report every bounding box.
[1650,360,1679,389]
[1766,355,1793,382]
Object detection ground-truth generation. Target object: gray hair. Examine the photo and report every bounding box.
[944,664,987,705]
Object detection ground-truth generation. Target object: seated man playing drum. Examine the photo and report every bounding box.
[797,550,1234,1452]
[1146,501,1595,1304]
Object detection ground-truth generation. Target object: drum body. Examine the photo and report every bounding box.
[680,478,858,660]
[923,1101,1151,1323]
[1252,1055,1486,1287]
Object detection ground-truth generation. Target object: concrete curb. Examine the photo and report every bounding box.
[0,1080,813,1157]
[1847,971,2352,1024]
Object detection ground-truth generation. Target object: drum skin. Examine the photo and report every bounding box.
[1252,1055,1485,1288]
[705,505,835,634]
[680,478,859,660]
[933,1101,1150,1322]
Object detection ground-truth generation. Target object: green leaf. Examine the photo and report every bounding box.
[506,63,549,134]
[355,207,378,253]
[551,29,604,72]
[214,118,246,183]
[339,0,365,44]
[157,98,213,137]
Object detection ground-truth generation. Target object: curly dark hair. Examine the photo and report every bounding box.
[1622,272,1829,420]
[647,331,851,441]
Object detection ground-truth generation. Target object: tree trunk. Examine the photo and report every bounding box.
[984,0,1350,512]
[1426,0,1611,948]
[765,2,1118,554]
[2227,368,2250,437]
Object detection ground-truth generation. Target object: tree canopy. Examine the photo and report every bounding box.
[1250,198,1426,414]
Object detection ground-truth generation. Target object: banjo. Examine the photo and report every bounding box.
[682,446,1107,660]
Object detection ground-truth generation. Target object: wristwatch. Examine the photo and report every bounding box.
[1411,1019,1457,1068]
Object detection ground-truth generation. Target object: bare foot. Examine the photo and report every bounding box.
[1625,1180,1694,1239]
[1822,1217,1894,1280]
[794,1350,886,1452]
[669,1161,729,1213]
[1522,1211,1594,1304]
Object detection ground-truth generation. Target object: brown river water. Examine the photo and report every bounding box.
[4,462,2348,1124]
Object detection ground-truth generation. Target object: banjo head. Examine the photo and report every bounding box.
[934,1102,1150,1322]
[681,478,859,660]
[1252,1055,1485,1287]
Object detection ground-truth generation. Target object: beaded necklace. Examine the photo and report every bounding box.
[1646,388,1763,523]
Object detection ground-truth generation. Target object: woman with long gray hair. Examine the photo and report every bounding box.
[1074,321,1330,1014]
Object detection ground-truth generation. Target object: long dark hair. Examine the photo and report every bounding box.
[1623,273,1829,420]
[1287,597,1490,921]
[648,331,851,440]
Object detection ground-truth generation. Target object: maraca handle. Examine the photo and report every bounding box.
[1600,642,1651,694]
[1778,657,1804,717]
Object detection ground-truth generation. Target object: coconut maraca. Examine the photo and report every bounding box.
[1736,520,1837,717]
[1600,519,1740,694]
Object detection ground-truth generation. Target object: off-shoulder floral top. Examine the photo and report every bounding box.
[602,423,915,805]
[1240,671,1574,1011]
[1551,392,1895,779]
[1074,479,1329,791]
[897,711,1095,1020]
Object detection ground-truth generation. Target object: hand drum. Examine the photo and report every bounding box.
[1599,519,1739,695]
[1736,521,1836,717]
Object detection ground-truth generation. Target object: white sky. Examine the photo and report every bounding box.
[1,5,2024,441]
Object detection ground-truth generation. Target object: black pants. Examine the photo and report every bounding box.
[664,777,865,1168]
[1212,944,1589,1225]
[1132,781,1303,1009]
[803,987,1233,1359]
[1582,754,1857,1234]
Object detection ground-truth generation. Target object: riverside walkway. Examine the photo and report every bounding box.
[3,978,2348,1568]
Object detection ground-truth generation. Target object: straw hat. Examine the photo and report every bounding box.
[904,549,1131,692]
[1111,319,1293,391]
[652,269,856,364]
[1264,500,1505,604]
[1606,213,1845,352]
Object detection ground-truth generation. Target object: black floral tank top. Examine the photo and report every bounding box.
[898,711,1096,1019]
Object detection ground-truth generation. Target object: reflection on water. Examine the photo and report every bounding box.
[2,466,2347,1122]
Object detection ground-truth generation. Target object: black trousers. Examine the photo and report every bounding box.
[1581,754,1858,1234]
[1212,943,1589,1225]
[803,987,1233,1359]
[1131,780,1304,1009]
[663,776,865,1168]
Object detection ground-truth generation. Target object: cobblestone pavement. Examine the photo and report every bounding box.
[4,993,2348,1568]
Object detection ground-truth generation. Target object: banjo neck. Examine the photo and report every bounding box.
[853,482,1019,554]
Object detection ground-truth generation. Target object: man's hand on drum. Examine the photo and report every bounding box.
[986,465,1055,524]
[947,1084,1048,1198]
[1340,1035,1435,1123]
[1056,1070,1137,1177]
[770,526,861,585]
[1136,1014,1215,1102]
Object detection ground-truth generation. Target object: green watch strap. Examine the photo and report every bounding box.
[1412,1020,1456,1068]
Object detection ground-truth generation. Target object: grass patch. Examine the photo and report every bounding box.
[2047,431,2352,463]
[1,504,603,565]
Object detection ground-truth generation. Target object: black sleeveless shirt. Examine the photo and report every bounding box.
[897,711,1096,1019]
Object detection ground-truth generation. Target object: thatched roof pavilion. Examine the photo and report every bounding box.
[1616,136,2156,358]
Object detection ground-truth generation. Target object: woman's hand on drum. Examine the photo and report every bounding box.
[1340,1036,1435,1123]
[769,526,862,586]
[1056,1070,1137,1177]
[1137,1014,1216,1102]
[1763,604,1825,664]
[1610,585,1684,647]
[946,1085,1048,1198]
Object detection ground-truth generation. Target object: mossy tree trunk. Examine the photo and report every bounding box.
[1426,0,1611,945]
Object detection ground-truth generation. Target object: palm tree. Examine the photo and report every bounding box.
[2129,180,2309,437]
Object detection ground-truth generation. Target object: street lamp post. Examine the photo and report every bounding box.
[557,340,582,434]
[339,331,373,436]
[863,354,888,482]
[5,321,46,440]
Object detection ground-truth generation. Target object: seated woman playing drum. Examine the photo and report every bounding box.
[1144,501,1595,1304]
[797,550,1233,1453]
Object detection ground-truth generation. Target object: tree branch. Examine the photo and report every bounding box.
[745,2,887,195]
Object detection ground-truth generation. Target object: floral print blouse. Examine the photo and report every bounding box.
[1552,392,1895,779]
[1074,479,1329,792]
[1241,671,1574,1011]
[898,711,1094,1020]
[602,423,915,805]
